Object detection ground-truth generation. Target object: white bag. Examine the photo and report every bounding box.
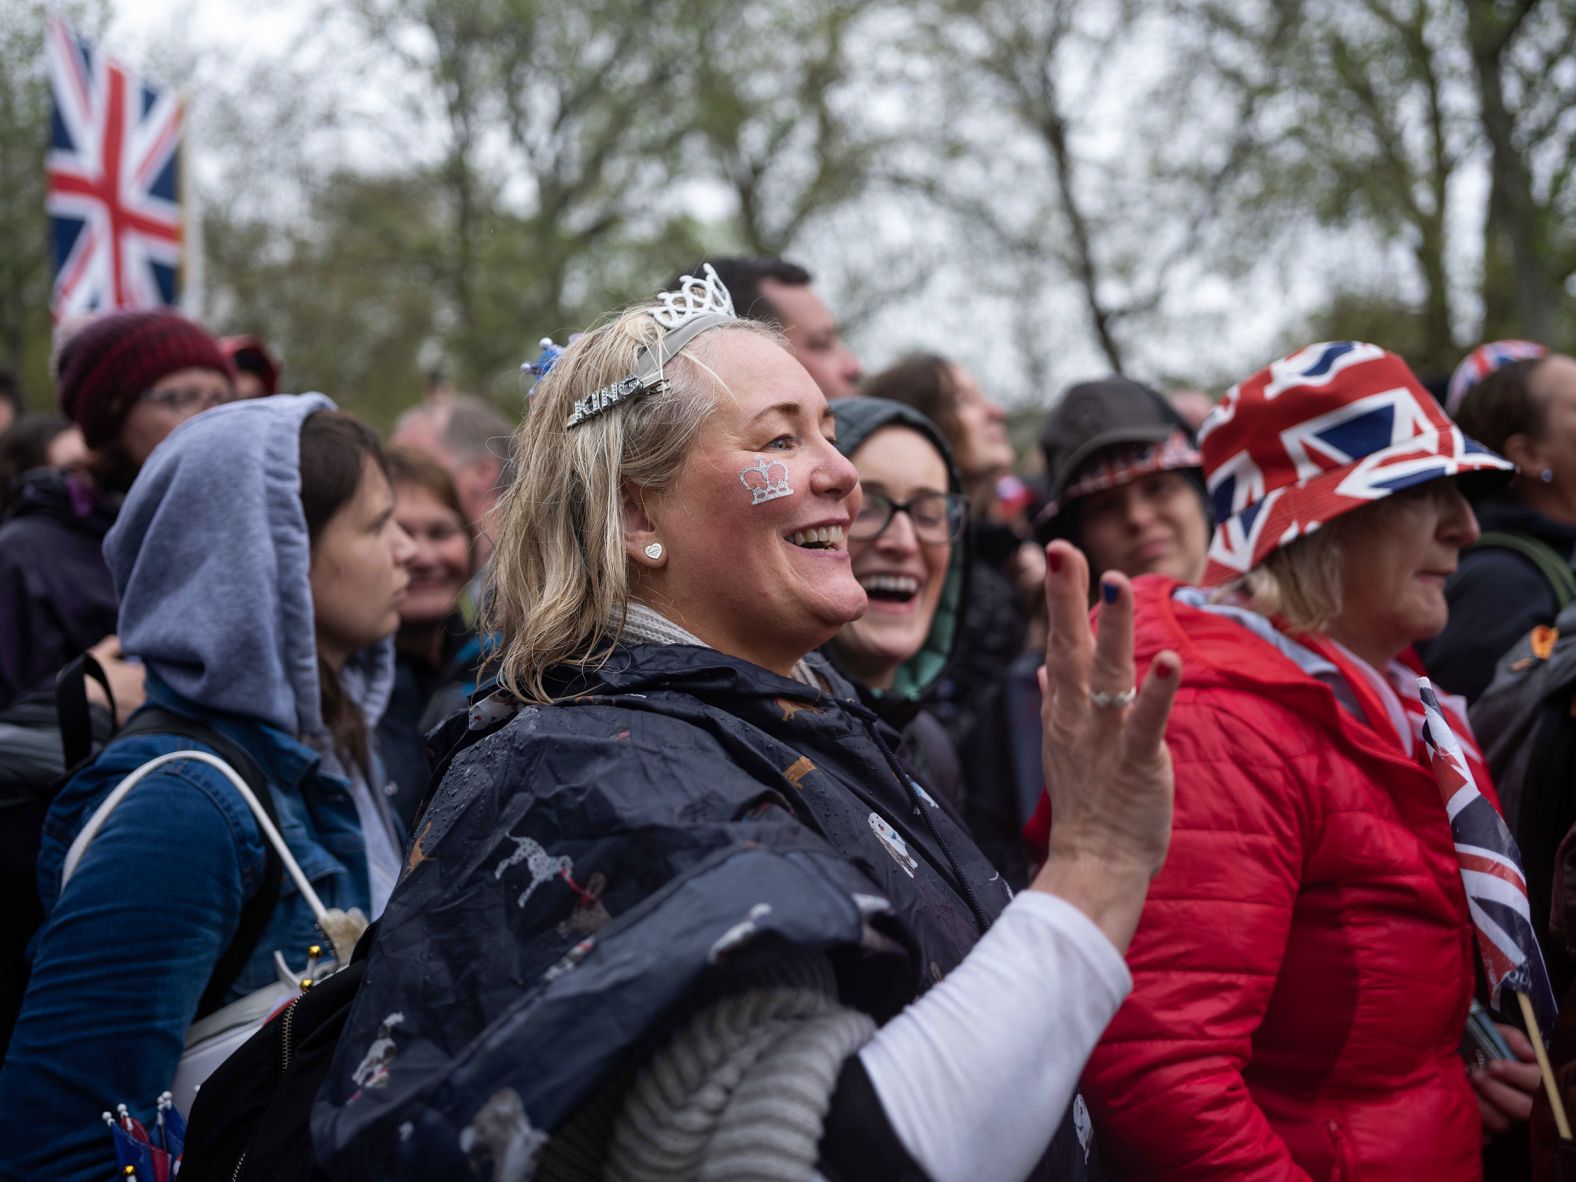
[171,955,317,1113]
[60,748,362,1112]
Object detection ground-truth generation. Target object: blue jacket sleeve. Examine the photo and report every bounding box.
[0,761,264,1182]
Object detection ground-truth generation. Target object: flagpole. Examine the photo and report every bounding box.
[1517,991,1572,1139]
[180,91,204,321]
[1416,679,1569,1140]
[176,93,185,311]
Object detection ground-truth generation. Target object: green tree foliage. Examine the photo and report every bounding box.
[1,0,1571,421]
[684,2,886,257]
[204,168,455,424]
[902,0,1150,375]
[0,0,105,405]
[192,0,895,419]
[1165,0,1576,374]
[1164,0,1473,372]
[1465,0,1576,343]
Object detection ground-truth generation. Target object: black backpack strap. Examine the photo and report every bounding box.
[1471,532,1576,610]
[116,708,286,1015]
[55,652,116,770]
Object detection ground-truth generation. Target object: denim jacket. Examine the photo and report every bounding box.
[0,678,376,1182]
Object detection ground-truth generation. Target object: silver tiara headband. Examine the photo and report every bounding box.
[565,264,737,429]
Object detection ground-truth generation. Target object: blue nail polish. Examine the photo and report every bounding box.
[1101,581,1119,605]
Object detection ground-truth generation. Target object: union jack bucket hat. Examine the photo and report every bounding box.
[1445,338,1549,416]
[1199,341,1514,587]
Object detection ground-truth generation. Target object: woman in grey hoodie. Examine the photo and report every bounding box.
[0,395,413,1182]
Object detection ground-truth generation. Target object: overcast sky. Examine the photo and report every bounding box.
[97,0,1490,410]
[109,0,303,57]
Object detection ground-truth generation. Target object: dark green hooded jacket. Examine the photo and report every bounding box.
[824,398,970,811]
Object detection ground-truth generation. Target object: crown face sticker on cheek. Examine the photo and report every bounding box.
[739,457,793,505]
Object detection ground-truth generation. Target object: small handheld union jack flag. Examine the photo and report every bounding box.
[45,18,184,319]
[1419,679,1558,1038]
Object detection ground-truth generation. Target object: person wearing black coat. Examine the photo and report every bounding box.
[375,445,486,825]
[310,270,1179,1182]
[1422,344,1576,702]
[1421,493,1576,701]
[0,470,121,707]
[860,355,1042,885]
[0,310,231,707]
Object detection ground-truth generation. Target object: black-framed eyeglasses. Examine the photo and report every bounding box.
[850,490,969,545]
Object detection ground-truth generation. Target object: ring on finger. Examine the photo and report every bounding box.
[1089,687,1137,708]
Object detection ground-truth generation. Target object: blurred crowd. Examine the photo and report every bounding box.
[1,258,1575,1182]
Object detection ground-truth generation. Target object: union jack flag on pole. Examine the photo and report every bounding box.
[45,18,185,319]
[1419,679,1558,1037]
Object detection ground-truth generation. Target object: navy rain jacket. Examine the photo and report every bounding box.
[313,642,1014,1177]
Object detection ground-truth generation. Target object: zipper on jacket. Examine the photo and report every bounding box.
[231,995,302,1182]
[1323,1118,1353,1180]
[280,995,300,1075]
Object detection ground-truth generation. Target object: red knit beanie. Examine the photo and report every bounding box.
[55,310,231,448]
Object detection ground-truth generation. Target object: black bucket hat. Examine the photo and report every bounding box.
[1035,377,1206,543]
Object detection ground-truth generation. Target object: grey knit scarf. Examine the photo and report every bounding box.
[538,953,871,1182]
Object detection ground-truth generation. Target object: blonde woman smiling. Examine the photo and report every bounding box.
[314,270,1180,1182]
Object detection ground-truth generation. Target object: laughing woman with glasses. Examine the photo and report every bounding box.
[822,397,974,813]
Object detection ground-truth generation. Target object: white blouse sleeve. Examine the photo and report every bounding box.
[857,890,1131,1182]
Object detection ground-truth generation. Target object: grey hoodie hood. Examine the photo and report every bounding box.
[104,393,394,739]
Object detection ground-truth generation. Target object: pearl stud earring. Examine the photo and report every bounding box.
[644,542,664,560]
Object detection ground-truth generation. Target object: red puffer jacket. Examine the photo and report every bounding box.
[1082,576,1483,1181]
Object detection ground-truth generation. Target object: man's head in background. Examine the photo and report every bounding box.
[687,257,863,400]
[390,393,514,564]
[220,335,282,399]
[1165,387,1216,431]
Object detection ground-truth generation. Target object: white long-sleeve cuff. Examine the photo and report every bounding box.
[858,890,1131,1182]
